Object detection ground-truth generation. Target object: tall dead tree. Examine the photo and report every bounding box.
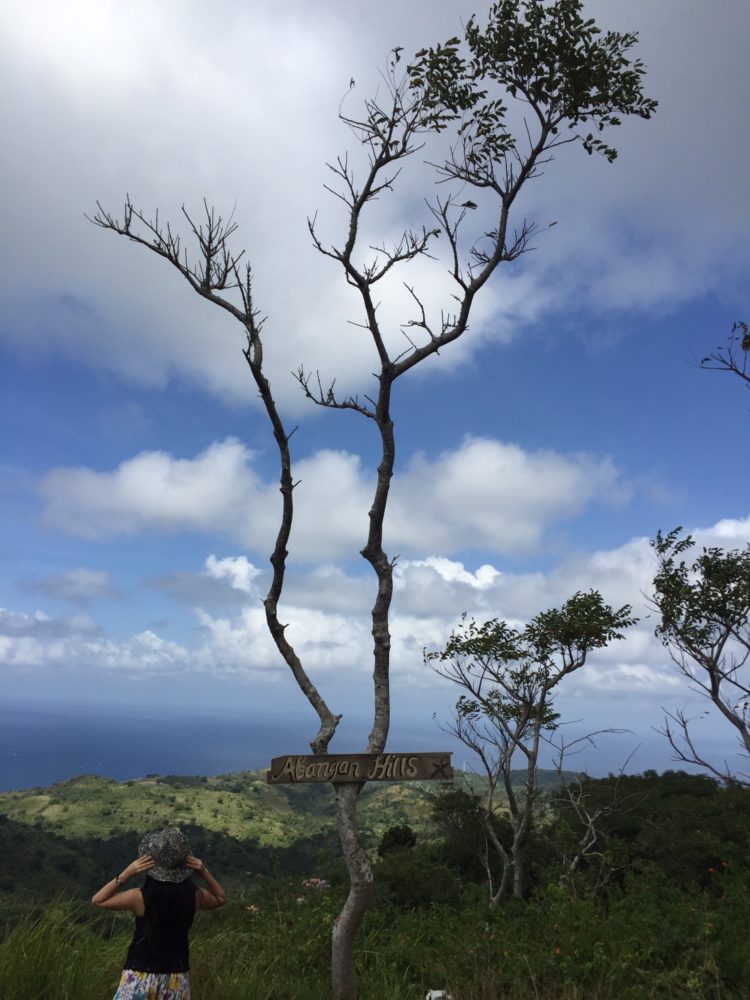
[91,2,655,995]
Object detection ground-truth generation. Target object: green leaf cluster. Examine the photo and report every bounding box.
[407,0,657,166]
[653,528,750,652]
[428,591,636,731]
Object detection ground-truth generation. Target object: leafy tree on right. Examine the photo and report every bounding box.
[651,528,750,786]
[427,590,635,904]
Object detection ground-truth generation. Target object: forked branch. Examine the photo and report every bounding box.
[90,199,340,754]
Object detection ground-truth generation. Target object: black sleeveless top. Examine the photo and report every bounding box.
[123,877,197,973]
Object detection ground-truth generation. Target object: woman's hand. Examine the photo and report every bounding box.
[120,855,155,882]
[186,855,206,875]
[91,855,153,911]
[187,856,227,910]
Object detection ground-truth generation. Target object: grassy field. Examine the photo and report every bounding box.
[2,770,748,998]
[2,872,748,1000]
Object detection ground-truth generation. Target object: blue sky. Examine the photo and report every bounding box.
[1,0,748,777]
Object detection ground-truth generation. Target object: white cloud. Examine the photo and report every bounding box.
[389,438,627,554]
[41,437,268,541]
[404,558,500,590]
[41,436,629,559]
[283,565,374,616]
[0,606,96,639]
[4,516,749,753]
[204,555,261,594]
[0,607,180,672]
[1,1,746,405]
[83,631,191,674]
[193,604,370,678]
[700,518,750,548]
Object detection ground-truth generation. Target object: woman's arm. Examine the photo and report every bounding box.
[91,855,153,913]
[187,855,227,910]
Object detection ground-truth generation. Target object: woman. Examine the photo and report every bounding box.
[92,826,227,999]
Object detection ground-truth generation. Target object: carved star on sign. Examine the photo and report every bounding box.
[430,757,453,779]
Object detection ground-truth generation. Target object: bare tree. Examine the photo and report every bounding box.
[651,528,750,787]
[426,592,636,903]
[91,2,654,994]
[701,320,750,390]
[549,734,639,897]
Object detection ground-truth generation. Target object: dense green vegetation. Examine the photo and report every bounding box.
[1,769,748,998]
[0,769,448,929]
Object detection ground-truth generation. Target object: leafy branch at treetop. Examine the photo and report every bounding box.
[407,0,657,167]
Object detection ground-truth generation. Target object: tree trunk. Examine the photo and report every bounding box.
[488,859,510,907]
[331,783,374,1000]
[512,849,525,899]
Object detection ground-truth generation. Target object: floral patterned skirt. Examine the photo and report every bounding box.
[113,969,191,1000]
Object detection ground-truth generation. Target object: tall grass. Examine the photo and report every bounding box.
[0,900,125,1000]
[1,872,747,1000]
[0,896,417,1000]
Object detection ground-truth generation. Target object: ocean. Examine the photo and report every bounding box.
[2,702,725,795]
[2,699,742,796]
[0,702,327,792]
[0,702,454,792]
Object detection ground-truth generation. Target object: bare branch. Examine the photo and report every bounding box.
[90,198,341,755]
[658,708,750,788]
[294,367,377,420]
[701,320,750,389]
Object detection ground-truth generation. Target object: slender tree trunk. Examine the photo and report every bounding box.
[483,811,511,906]
[361,379,395,755]
[331,783,374,1000]
[488,859,511,908]
[330,379,396,996]
[512,846,525,899]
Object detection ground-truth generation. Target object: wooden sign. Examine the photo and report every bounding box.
[267,751,453,785]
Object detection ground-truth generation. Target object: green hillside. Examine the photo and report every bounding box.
[1,769,749,998]
[0,766,567,916]
[0,769,456,920]
[0,772,328,845]
[0,767,573,852]
[0,770,455,847]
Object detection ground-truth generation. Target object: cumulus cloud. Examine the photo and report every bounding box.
[390,438,627,554]
[204,555,262,594]
[82,631,191,674]
[41,437,271,541]
[0,606,98,669]
[0,606,206,677]
[0,607,96,640]
[41,436,629,560]
[194,605,370,677]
